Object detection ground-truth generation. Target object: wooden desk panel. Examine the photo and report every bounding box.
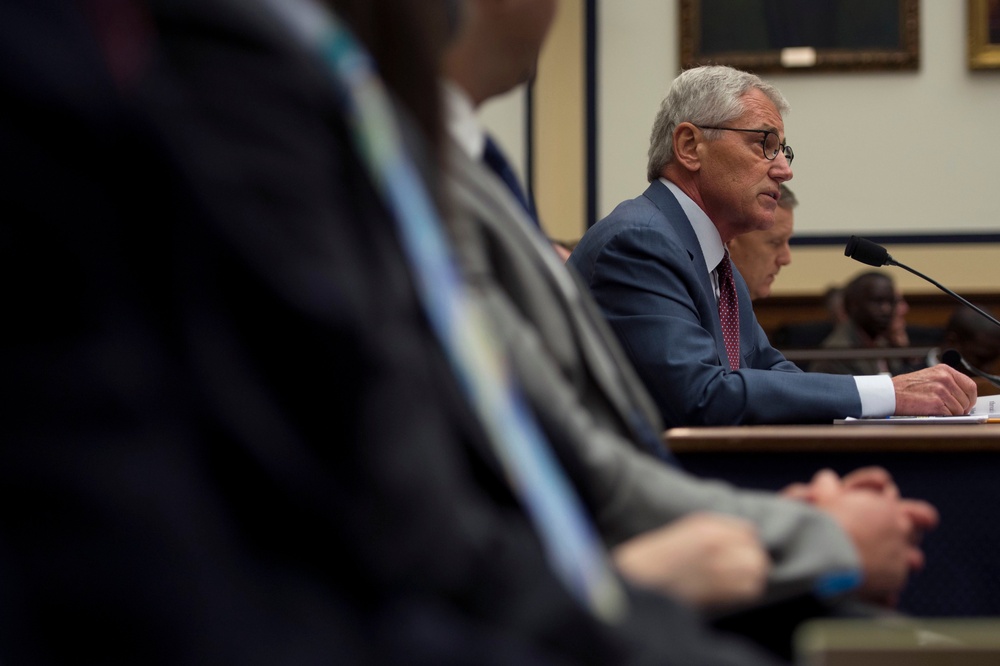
[663,424,1000,619]
[666,424,1000,453]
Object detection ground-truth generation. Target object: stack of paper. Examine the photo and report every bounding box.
[834,394,1000,425]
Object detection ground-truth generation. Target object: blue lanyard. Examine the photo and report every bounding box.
[259,0,626,622]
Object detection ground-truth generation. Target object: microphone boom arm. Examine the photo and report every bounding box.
[889,258,1000,330]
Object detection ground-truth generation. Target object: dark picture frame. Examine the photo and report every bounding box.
[969,0,1000,69]
[680,0,919,73]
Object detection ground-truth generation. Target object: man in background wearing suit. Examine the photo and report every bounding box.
[728,183,796,302]
[569,65,976,430]
[441,0,938,645]
[812,271,905,376]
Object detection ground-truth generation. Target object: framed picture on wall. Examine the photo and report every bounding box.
[679,0,919,73]
[969,0,1000,69]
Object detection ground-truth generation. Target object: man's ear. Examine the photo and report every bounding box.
[673,122,701,171]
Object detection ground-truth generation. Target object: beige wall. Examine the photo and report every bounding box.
[534,0,586,243]
[478,0,586,244]
[483,0,1000,296]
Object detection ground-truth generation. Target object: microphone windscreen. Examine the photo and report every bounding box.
[940,348,964,371]
[844,236,889,267]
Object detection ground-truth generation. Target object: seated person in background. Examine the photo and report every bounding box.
[874,287,945,375]
[926,306,1000,392]
[443,0,938,627]
[827,285,847,324]
[568,65,976,429]
[881,289,944,350]
[881,287,910,350]
[769,285,846,355]
[727,183,796,302]
[812,271,906,376]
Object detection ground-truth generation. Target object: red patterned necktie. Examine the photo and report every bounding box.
[717,250,740,370]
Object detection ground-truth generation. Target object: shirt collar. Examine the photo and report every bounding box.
[658,177,726,273]
[443,80,485,161]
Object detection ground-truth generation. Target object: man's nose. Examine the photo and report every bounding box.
[771,153,793,182]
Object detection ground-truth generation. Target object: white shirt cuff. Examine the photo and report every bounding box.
[854,374,896,417]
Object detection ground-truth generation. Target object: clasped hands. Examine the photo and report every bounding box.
[783,465,938,607]
[613,466,936,611]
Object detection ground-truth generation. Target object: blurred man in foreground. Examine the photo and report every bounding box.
[443,2,938,652]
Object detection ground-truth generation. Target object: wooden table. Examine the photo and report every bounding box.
[663,424,1000,619]
[666,423,1000,453]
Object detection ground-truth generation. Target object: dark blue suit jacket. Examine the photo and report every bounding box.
[569,181,861,428]
[0,2,783,664]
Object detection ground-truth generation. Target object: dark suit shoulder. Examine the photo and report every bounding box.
[570,192,683,280]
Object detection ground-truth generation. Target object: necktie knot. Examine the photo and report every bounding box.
[716,253,733,280]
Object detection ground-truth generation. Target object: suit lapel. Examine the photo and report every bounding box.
[642,181,731,369]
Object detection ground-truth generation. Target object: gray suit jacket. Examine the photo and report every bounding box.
[445,141,860,604]
[569,181,862,428]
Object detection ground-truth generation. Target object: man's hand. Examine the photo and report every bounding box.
[784,468,939,606]
[892,364,977,416]
[840,467,939,568]
[612,513,769,609]
[784,466,897,500]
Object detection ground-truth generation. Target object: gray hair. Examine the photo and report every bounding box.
[646,65,790,182]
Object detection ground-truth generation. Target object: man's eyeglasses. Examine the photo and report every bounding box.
[695,126,794,166]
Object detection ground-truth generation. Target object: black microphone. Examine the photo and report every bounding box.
[941,348,1000,389]
[844,236,1000,330]
[844,236,890,267]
